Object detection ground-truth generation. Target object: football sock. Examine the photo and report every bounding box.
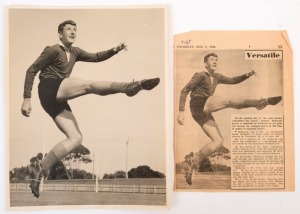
[41,151,58,172]
[227,98,262,109]
[90,81,127,95]
[193,150,206,169]
[110,82,127,93]
[243,99,264,108]
[41,143,68,172]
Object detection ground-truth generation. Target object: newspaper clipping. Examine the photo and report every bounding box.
[174,31,294,191]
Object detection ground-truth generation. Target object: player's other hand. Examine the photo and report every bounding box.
[177,111,185,125]
[21,98,32,117]
[114,42,127,53]
[247,70,256,77]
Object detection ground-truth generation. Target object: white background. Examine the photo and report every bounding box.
[1,0,300,213]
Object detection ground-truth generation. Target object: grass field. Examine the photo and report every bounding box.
[10,178,166,207]
[176,172,231,190]
[10,191,166,207]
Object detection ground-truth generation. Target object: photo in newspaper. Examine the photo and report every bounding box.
[174,31,294,191]
[7,6,169,209]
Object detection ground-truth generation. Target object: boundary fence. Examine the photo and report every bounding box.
[10,183,166,194]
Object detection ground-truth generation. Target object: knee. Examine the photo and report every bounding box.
[223,99,231,108]
[212,137,224,148]
[69,134,83,146]
[83,81,93,94]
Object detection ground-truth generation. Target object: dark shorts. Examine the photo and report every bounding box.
[38,78,71,119]
[190,96,215,126]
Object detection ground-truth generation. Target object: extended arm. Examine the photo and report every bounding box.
[76,42,127,62]
[218,70,255,84]
[113,42,127,53]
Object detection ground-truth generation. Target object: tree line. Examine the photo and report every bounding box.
[103,165,165,179]
[10,145,165,181]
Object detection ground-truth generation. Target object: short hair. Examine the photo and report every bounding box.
[204,53,218,63]
[58,20,77,33]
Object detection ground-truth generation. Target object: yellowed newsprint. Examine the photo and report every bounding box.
[174,31,294,192]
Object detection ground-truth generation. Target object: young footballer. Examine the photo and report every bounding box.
[177,53,282,185]
[21,20,160,198]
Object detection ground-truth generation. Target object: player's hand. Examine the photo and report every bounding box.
[247,70,256,77]
[113,42,127,53]
[177,111,185,125]
[21,98,32,117]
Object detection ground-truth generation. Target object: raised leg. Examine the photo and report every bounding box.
[56,78,120,102]
[203,95,282,114]
[56,77,160,102]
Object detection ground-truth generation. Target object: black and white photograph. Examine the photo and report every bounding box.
[7,7,168,209]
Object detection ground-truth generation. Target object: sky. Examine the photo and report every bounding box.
[8,8,167,177]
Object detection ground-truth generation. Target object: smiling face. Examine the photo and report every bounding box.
[205,55,218,73]
[59,24,77,47]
